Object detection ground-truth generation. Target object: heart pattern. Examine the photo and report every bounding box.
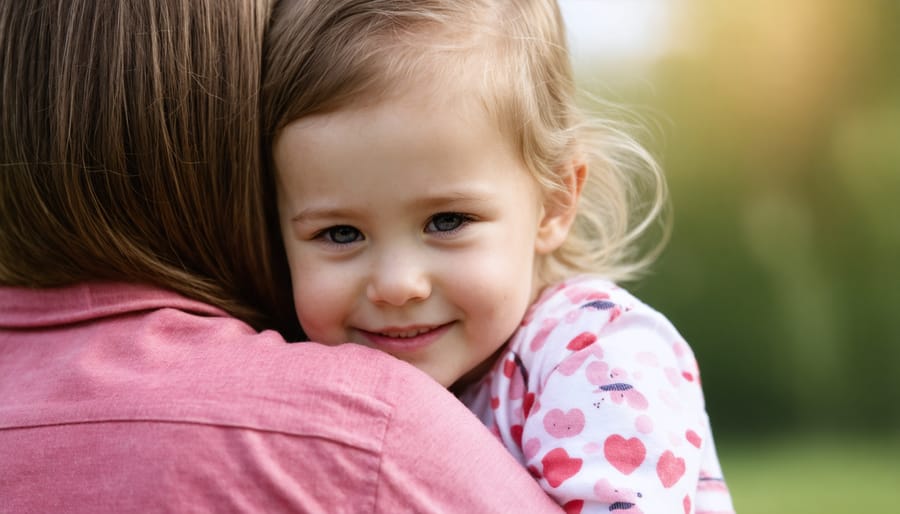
[557,344,603,375]
[563,500,584,514]
[685,429,702,448]
[542,448,583,488]
[523,437,542,460]
[566,331,597,351]
[503,359,516,378]
[603,435,646,475]
[522,392,536,417]
[455,277,731,512]
[510,424,524,448]
[657,450,686,488]
[529,317,559,352]
[543,408,585,438]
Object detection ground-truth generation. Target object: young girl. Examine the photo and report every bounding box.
[263,1,735,512]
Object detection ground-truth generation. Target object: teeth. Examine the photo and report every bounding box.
[381,327,431,338]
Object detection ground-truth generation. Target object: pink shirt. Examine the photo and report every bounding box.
[460,276,735,514]
[0,283,562,513]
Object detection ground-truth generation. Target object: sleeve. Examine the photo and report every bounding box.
[376,361,564,514]
[519,306,712,514]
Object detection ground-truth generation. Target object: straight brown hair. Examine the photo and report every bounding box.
[0,0,297,333]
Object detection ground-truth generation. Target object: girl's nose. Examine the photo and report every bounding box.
[366,252,431,306]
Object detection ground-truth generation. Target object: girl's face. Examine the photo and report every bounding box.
[274,85,565,387]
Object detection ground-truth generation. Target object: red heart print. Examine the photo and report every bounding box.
[523,392,536,417]
[566,332,597,351]
[503,359,516,378]
[603,435,645,475]
[563,500,584,514]
[657,450,686,488]
[686,429,702,448]
[510,424,524,448]
[542,448,583,488]
[683,494,691,514]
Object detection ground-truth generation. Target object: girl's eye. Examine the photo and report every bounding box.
[319,225,363,244]
[426,212,471,233]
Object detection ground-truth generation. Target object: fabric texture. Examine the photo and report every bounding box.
[0,282,562,513]
[460,276,735,514]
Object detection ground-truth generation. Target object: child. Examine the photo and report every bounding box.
[263,1,735,512]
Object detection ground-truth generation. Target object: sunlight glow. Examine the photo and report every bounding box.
[560,0,674,64]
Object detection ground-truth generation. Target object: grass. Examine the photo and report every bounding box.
[718,434,900,513]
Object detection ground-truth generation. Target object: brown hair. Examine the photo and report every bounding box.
[261,0,668,288]
[0,0,297,333]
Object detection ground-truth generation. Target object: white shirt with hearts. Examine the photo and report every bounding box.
[459,276,735,514]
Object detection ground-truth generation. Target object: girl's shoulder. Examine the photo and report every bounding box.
[510,275,690,371]
[523,275,653,327]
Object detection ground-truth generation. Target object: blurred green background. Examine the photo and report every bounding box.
[563,0,900,511]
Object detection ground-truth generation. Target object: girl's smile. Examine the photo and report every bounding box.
[355,322,456,353]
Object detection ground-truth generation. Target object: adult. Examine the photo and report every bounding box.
[0,1,562,512]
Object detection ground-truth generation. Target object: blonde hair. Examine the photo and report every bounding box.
[0,0,298,333]
[262,0,668,285]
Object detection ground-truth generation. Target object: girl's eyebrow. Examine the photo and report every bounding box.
[291,207,362,223]
[411,188,494,208]
[291,189,494,222]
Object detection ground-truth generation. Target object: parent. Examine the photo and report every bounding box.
[0,1,561,512]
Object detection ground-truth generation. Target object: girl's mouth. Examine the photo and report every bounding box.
[357,322,454,353]
[379,327,436,338]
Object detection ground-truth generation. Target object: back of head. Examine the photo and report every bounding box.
[262,0,668,286]
[0,0,295,330]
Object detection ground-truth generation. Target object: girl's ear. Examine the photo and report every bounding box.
[535,159,587,255]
